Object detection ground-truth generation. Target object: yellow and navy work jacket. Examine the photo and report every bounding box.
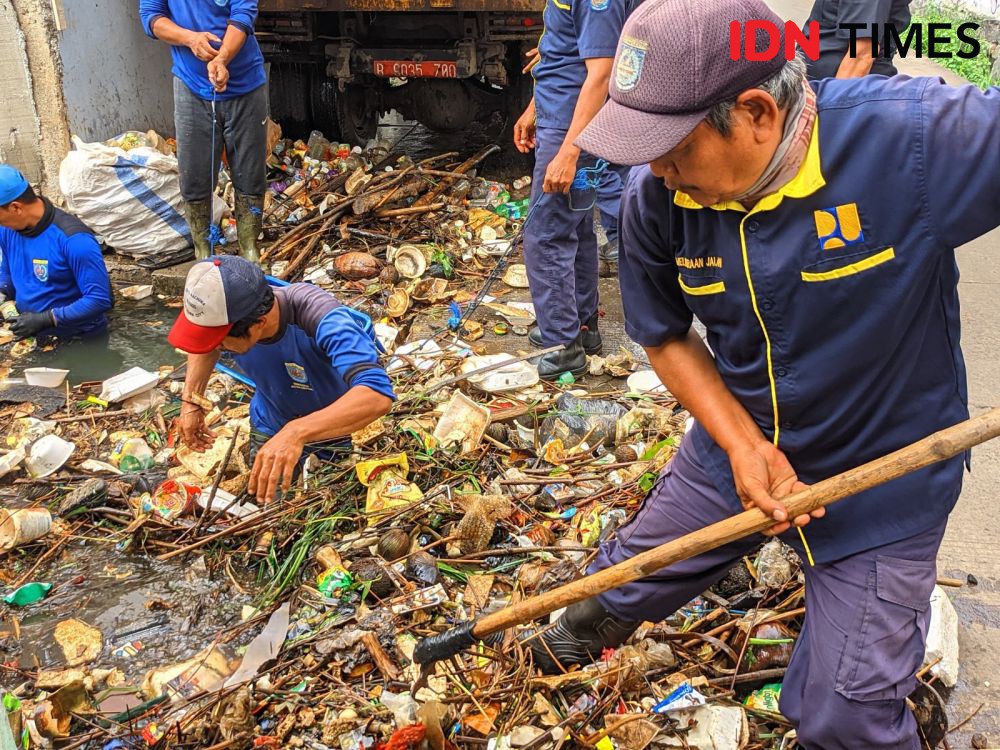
[619,76,1000,561]
[532,0,627,129]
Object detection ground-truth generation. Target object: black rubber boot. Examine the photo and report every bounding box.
[235,193,264,263]
[527,598,640,674]
[185,199,213,260]
[530,315,602,355]
[579,313,602,355]
[535,337,588,381]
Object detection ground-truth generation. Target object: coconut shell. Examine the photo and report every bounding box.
[349,556,396,599]
[385,289,410,318]
[379,266,399,286]
[377,528,410,561]
[405,551,440,586]
[333,252,382,280]
[393,245,426,279]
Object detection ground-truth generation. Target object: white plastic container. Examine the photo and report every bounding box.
[25,434,75,478]
[627,369,668,394]
[0,507,53,549]
[24,367,70,388]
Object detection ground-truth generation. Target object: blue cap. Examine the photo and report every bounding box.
[0,165,30,205]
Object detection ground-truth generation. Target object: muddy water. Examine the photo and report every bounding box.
[12,296,180,384]
[2,297,254,690]
[11,549,252,686]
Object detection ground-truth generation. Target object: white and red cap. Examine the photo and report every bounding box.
[168,256,269,354]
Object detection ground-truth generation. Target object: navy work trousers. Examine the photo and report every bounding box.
[523,126,624,346]
[593,436,944,749]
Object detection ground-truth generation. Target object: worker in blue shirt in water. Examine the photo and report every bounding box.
[529,0,999,746]
[139,0,267,262]
[514,0,630,379]
[0,165,113,341]
[169,256,395,503]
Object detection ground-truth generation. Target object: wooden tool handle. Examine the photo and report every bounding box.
[413,407,1000,664]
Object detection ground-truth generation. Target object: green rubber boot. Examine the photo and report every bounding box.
[185,199,213,260]
[235,193,264,263]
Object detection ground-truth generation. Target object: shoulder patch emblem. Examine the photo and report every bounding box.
[616,36,648,92]
[592,0,610,10]
[33,259,48,283]
[285,362,308,384]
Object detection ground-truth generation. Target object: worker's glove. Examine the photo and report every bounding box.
[10,310,55,338]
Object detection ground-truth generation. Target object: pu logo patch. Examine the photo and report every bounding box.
[616,36,648,92]
[32,259,48,282]
[592,0,609,10]
[814,203,864,250]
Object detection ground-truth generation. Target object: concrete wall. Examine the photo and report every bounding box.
[0,0,44,183]
[58,0,175,142]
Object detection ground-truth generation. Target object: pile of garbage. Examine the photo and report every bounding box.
[0,325,965,749]
[1,130,965,749]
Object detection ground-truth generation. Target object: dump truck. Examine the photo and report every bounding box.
[258,0,544,144]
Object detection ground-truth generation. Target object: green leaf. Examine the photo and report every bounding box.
[638,472,657,493]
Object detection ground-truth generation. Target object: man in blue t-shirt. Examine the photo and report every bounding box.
[139,0,267,262]
[0,165,113,341]
[169,256,395,503]
[514,0,629,379]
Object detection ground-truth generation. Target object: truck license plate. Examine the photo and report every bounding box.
[373,60,458,78]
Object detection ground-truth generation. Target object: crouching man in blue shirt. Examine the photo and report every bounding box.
[529,0,999,746]
[0,165,113,341]
[169,256,395,503]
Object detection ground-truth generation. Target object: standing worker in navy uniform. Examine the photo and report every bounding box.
[529,0,999,746]
[169,256,395,503]
[515,0,630,379]
[805,0,912,80]
[0,165,113,341]
[140,0,267,262]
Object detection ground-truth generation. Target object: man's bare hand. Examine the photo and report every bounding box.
[727,440,823,535]
[514,105,537,154]
[207,58,229,92]
[543,146,579,193]
[178,406,216,452]
[187,30,221,61]
[247,427,305,504]
[522,47,540,74]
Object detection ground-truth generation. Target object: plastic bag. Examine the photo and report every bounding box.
[537,393,628,450]
[59,136,192,259]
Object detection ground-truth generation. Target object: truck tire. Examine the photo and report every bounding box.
[336,85,379,147]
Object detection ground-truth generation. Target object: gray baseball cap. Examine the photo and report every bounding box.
[577,0,788,166]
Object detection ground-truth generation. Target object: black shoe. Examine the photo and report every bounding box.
[535,338,588,381]
[529,326,544,348]
[527,598,640,674]
[532,316,602,355]
[579,313,602,355]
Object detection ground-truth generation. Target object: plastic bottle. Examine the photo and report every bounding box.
[222,219,238,246]
[115,438,154,472]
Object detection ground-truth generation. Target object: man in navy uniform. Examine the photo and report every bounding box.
[529,0,999,747]
[0,165,113,341]
[169,256,395,503]
[514,0,630,379]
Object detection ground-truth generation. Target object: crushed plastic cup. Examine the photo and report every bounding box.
[626,369,667,394]
[0,447,26,478]
[0,507,52,549]
[4,581,52,606]
[113,438,154,472]
[143,480,200,521]
[25,434,75,478]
